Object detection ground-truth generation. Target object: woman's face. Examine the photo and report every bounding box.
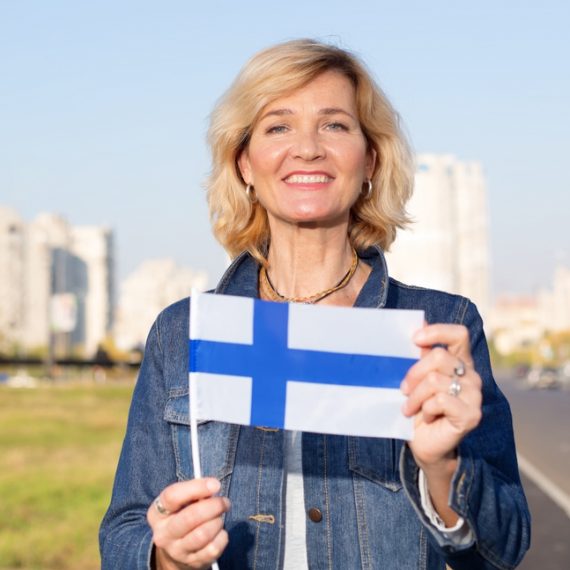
[238,70,376,229]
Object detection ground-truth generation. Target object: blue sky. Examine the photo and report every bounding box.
[1,1,569,295]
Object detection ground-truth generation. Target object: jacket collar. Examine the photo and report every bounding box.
[214,245,390,309]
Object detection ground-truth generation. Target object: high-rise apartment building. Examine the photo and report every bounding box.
[25,213,70,351]
[114,259,208,351]
[71,226,114,355]
[386,154,491,318]
[538,266,570,332]
[0,207,26,352]
[0,208,114,357]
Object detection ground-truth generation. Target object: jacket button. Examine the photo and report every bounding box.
[308,507,323,523]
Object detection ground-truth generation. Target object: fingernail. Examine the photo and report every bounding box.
[223,497,231,510]
[401,401,408,415]
[400,380,408,394]
[207,479,221,493]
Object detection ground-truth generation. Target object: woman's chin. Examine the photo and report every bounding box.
[275,206,348,227]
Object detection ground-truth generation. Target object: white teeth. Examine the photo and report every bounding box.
[285,174,332,184]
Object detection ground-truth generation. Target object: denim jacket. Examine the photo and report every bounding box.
[100,246,530,570]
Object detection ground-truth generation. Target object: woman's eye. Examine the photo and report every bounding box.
[325,122,349,132]
[266,124,288,134]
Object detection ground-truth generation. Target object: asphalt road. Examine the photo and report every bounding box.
[497,375,570,569]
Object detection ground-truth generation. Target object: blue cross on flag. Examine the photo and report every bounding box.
[189,292,423,439]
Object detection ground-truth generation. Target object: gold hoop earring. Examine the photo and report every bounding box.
[245,184,257,204]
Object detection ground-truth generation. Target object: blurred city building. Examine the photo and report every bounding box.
[488,296,542,355]
[114,259,208,351]
[537,266,570,333]
[386,154,491,319]
[489,266,570,356]
[0,206,114,357]
[0,207,26,351]
[70,225,114,355]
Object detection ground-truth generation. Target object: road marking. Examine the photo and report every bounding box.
[518,453,570,518]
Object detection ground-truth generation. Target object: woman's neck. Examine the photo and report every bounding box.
[263,223,370,306]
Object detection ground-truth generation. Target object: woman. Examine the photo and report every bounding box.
[100,39,530,569]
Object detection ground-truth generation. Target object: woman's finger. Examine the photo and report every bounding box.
[166,496,230,540]
[403,370,476,417]
[402,344,471,396]
[184,528,229,568]
[420,391,465,424]
[402,346,460,394]
[413,324,473,361]
[420,391,482,429]
[159,478,221,515]
[180,516,225,555]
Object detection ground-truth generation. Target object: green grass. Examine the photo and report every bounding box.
[0,381,134,569]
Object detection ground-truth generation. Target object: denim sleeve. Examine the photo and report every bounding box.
[99,316,178,570]
[400,301,531,570]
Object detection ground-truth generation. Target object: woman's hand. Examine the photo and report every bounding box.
[401,323,483,469]
[147,478,230,570]
[400,324,483,525]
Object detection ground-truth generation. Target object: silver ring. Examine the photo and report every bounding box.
[154,496,170,516]
[448,376,462,397]
[454,359,466,377]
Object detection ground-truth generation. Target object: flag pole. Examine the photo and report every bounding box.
[189,291,221,570]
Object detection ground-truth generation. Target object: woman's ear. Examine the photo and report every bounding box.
[237,149,252,185]
[366,147,377,180]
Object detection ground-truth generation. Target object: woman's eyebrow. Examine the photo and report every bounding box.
[259,108,293,121]
[259,107,355,122]
[319,107,356,120]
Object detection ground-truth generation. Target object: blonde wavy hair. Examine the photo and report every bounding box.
[207,39,414,262]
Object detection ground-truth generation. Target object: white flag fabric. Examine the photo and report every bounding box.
[189,292,423,440]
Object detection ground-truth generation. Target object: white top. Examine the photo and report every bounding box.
[283,430,309,569]
[282,431,473,569]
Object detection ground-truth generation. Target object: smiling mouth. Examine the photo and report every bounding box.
[284,174,333,184]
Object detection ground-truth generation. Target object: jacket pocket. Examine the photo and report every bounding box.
[164,391,239,482]
[347,436,403,491]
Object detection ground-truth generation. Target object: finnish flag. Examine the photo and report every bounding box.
[189,292,423,440]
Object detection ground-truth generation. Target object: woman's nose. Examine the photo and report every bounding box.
[291,128,325,161]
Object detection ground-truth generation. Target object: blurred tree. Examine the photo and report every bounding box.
[98,335,132,363]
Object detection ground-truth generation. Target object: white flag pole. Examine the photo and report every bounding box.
[189,291,221,570]
[189,372,202,477]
